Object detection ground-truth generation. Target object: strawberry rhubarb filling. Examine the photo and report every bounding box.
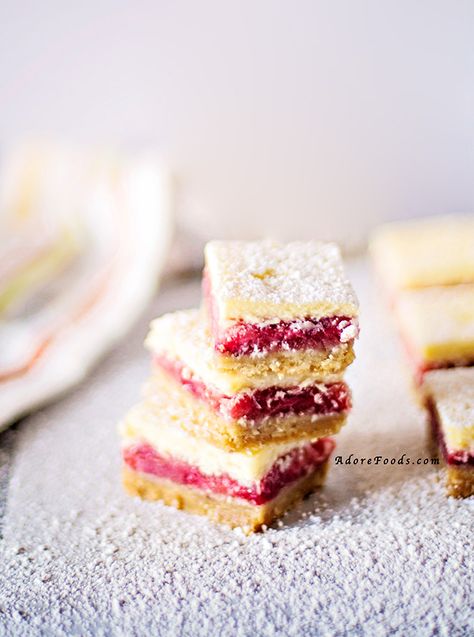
[123,437,335,505]
[155,354,351,423]
[211,315,357,357]
[203,271,358,356]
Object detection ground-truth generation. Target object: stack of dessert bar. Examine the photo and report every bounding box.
[370,215,474,497]
[120,240,359,531]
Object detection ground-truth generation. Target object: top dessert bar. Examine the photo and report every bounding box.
[370,215,474,292]
[203,240,358,356]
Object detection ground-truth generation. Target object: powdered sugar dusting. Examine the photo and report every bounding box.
[1,267,473,636]
[205,240,359,312]
[146,308,212,364]
[422,367,474,431]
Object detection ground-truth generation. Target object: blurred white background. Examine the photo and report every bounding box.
[1,0,473,247]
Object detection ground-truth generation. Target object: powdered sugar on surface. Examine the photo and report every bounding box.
[1,262,473,637]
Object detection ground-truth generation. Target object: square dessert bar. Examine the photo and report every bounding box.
[203,240,358,357]
[395,284,474,380]
[370,215,474,293]
[421,367,474,498]
[145,310,350,450]
[120,401,335,532]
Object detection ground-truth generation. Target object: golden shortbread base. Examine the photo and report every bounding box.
[445,465,474,498]
[192,413,346,452]
[123,461,330,533]
[215,345,355,390]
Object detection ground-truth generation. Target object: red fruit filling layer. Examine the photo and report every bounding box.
[427,399,474,466]
[123,438,335,505]
[203,270,357,356]
[215,315,356,357]
[155,355,351,422]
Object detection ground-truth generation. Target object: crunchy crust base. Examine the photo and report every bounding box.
[445,465,474,498]
[122,461,330,533]
[214,345,355,389]
[199,413,347,451]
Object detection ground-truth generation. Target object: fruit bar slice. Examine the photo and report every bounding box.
[421,367,474,498]
[146,309,354,394]
[370,215,474,293]
[145,310,350,449]
[120,401,335,532]
[203,240,358,356]
[395,284,474,381]
[143,365,348,451]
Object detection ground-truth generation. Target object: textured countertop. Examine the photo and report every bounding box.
[0,259,473,637]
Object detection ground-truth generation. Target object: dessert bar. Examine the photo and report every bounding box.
[146,309,354,395]
[143,367,347,450]
[120,401,334,532]
[370,215,474,293]
[421,367,474,498]
[395,284,474,380]
[123,464,329,533]
[203,240,358,356]
[145,310,350,449]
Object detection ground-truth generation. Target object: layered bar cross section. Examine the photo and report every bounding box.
[120,401,334,531]
[145,310,350,449]
[396,284,474,379]
[421,367,474,498]
[203,240,358,357]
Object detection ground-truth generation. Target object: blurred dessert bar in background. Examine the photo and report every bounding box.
[370,214,474,497]
[421,368,474,498]
[395,285,474,381]
[369,214,474,293]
